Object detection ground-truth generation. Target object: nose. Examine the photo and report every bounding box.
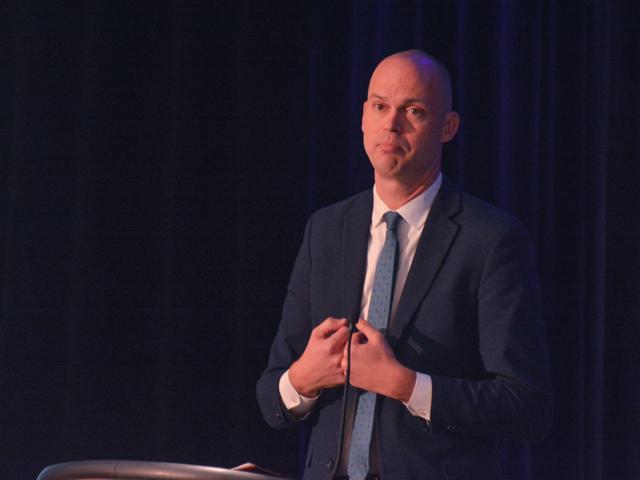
[384,108,403,133]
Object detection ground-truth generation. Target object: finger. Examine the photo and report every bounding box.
[328,325,350,348]
[340,355,347,372]
[356,318,380,339]
[314,317,348,338]
[341,330,356,351]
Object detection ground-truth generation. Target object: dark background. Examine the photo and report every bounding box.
[2,1,639,479]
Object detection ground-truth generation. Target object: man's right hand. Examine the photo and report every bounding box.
[288,317,349,397]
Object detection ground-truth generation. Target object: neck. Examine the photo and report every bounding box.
[375,170,440,210]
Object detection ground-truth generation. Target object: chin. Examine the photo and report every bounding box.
[372,153,403,170]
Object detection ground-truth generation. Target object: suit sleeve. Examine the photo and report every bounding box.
[256,216,315,429]
[429,221,553,441]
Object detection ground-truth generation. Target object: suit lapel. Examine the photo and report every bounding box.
[340,191,373,323]
[388,179,462,348]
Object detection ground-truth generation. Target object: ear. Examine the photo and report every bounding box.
[361,100,367,132]
[440,111,460,143]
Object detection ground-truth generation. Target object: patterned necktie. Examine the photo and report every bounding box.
[347,211,401,480]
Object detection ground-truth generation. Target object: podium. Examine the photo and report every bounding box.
[36,460,294,480]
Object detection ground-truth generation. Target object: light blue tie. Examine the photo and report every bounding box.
[347,211,401,480]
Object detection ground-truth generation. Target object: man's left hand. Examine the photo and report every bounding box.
[341,318,416,403]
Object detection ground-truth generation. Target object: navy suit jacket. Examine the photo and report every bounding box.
[257,178,552,479]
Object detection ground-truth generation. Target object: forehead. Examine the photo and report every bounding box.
[367,57,440,103]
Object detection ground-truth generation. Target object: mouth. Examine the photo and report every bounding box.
[377,142,405,153]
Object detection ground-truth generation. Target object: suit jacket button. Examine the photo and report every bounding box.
[326,459,334,470]
[275,412,282,420]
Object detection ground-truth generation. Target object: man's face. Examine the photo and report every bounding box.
[362,56,457,186]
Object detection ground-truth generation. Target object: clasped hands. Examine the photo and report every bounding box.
[288,317,416,403]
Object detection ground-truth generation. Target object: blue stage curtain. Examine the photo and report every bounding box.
[2,1,638,479]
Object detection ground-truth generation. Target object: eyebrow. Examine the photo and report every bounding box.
[368,93,427,105]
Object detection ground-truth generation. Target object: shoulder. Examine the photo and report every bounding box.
[438,179,528,238]
[461,192,524,232]
[307,189,372,230]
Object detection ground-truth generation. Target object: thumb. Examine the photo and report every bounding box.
[356,318,379,337]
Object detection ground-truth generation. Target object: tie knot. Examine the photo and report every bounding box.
[383,211,401,231]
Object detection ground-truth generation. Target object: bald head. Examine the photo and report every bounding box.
[370,49,453,113]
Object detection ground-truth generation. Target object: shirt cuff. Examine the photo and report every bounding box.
[278,369,320,417]
[403,372,432,421]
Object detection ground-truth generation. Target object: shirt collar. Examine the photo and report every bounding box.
[372,173,442,229]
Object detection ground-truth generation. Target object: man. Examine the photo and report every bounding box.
[257,50,552,479]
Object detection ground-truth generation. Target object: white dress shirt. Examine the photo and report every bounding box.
[279,174,443,421]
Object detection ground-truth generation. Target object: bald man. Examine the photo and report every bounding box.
[257,50,552,480]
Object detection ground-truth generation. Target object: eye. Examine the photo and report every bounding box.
[373,103,385,111]
[407,107,424,117]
